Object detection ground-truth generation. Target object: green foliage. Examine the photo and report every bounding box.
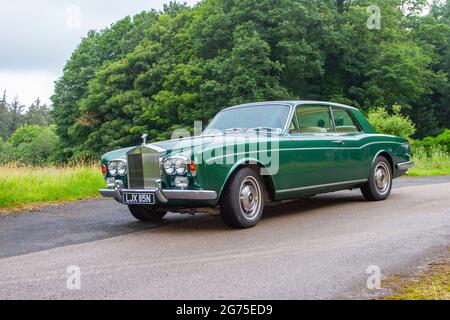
[367,105,416,137]
[0,94,52,140]
[0,138,14,164]
[50,0,450,158]
[414,129,450,153]
[51,11,161,158]
[9,125,44,147]
[409,145,450,177]
[24,98,52,127]
[0,92,10,138]
[5,125,62,165]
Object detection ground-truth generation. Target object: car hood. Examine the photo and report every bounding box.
[153,134,220,152]
[102,133,277,162]
[153,133,278,155]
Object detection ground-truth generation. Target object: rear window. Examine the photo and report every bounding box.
[332,108,361,133]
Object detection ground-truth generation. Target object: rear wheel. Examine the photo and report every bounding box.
[128,206,167,222]
[361,156,393,201]
[220,167,265,229]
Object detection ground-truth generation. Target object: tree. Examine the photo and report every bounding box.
[24,98,52,126]
[50,0,450,158]
[51,11,161,159]
[0,91,11,139]
[8,97,25,135]
[8,125,61,165]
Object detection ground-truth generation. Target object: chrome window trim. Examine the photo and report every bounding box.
[330,106,364,133]
[289,103,336,134]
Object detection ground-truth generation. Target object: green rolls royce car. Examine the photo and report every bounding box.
[100,101,413,229]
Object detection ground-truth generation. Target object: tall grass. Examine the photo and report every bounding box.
[0,164,105,210]
[409,145,450,177]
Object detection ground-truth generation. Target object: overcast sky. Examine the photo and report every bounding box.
[0,0,199,106]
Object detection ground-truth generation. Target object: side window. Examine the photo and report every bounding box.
[297,106,334,133]
[289,113,300,134]
[332,108,361,133]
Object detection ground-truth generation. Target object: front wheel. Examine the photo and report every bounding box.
[128,206,167,222]
[220,167,265,229]
[361,156,393,201]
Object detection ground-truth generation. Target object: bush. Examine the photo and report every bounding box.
[416,129,450,153]
[9,125,43,147]
[0,138,16,164]
[367,104,416,138]
[2,125,63,165]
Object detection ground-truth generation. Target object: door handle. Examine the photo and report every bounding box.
[332,140,345,145]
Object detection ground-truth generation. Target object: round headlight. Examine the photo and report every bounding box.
[108,161,118,176]
[117,161,127,176]
[175,158,187,175]
[164,159,175,175]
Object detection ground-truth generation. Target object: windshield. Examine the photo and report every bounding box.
[204,104,291,134]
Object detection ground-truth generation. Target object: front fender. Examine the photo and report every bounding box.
[216,157,273,201]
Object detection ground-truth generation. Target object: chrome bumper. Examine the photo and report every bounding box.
[396,161,414,170]
[99,185,217,204]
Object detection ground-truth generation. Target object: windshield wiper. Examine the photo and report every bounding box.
[248,127,282,133]
[224,128,248,133]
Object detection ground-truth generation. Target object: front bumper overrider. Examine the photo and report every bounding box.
[396,161,414,171]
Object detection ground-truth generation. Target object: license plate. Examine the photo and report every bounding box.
[123,193,156,205]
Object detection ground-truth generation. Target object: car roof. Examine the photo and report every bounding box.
[222,101,359,112]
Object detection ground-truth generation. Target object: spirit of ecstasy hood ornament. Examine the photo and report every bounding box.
[141,133,148,145]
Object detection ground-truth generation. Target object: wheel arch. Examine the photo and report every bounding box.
[372,150,394,174]
[218,158,276,203]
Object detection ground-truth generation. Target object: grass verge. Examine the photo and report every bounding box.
[383,251,450,300]
[0,164,105,211]
[409,145,450,177]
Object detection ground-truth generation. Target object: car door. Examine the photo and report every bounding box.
[276,104,349,196]
[330,106,366,181]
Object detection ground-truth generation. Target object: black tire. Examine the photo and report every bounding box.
[361,156,393,201]
[128,206,167,222]
[220,167,265,229]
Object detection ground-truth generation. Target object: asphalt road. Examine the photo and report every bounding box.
[0,176,449,299]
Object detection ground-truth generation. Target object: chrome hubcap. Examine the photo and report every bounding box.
[239,177,261,219]
[374,162,391,194]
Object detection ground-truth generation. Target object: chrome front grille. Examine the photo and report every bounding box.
[127,146,161,189]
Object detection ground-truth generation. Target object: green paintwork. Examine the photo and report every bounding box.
[101,101,411,208]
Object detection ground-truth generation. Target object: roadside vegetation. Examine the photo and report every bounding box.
[0,164,104,211]
[369,107,450,177]
[410,129,450,177]
[409,145,450,177]
[383,251,450,300]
